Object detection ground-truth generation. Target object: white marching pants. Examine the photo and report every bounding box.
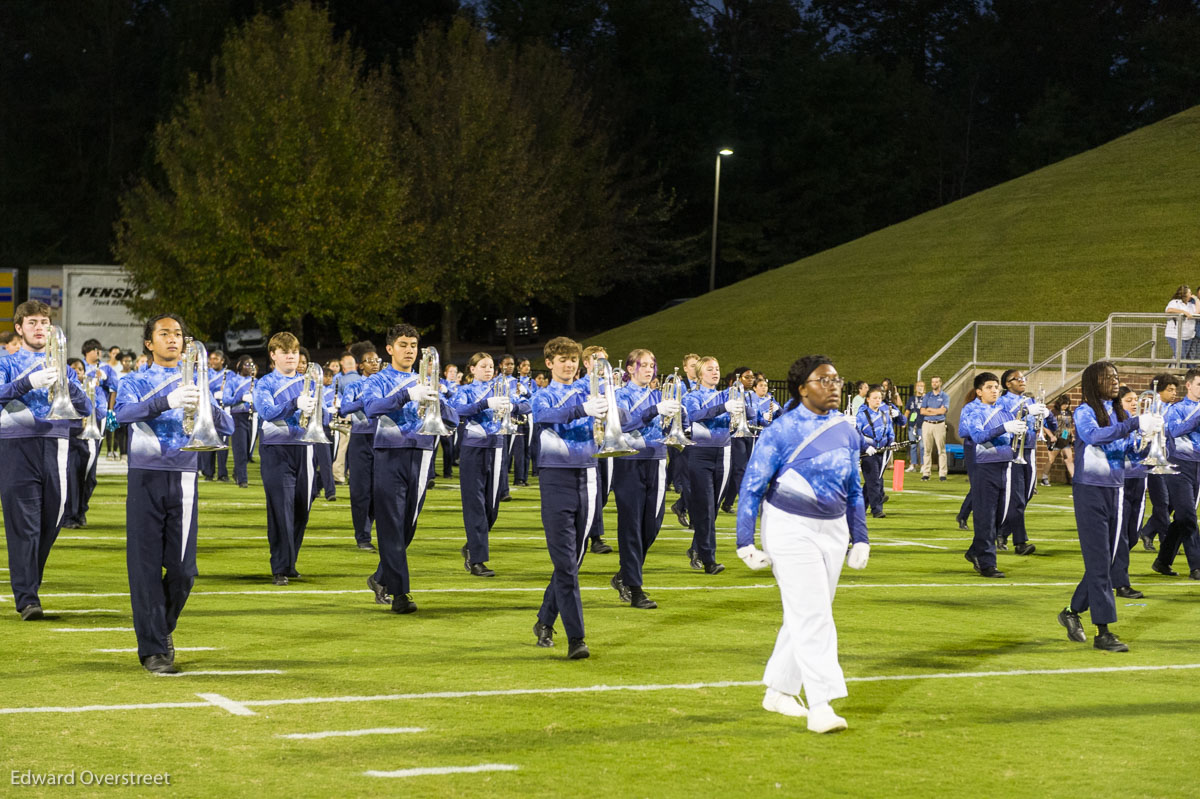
[760,503,849,707]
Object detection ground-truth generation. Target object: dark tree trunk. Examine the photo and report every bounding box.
[567,299,577,337]
[441,301,454,363]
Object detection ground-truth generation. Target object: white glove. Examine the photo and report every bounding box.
[656,399,681,417]
[1027,402,1050,418]
[737,545,772,570]
[241,393,253,404]
[167,385,201,410]
[846,542,870,570]
[487,396,511,412]
[864,446,878,456]
[296,394,317,415]
[583,396,608,418]
[407,384,437,403]
[1138,413,1164,435]
[29,369,58,389]
[1003,419,1025,435]
[724,398,745,415]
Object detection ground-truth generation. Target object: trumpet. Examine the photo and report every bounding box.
[79,373,104,440]
[297,363,331,444]
[330,375,352,435]
[728,381,752,439]
[1011,403,1030,465]
[590,357,635,458]
[180,338,227,452]
[45,325,82,421]
[1137,380,1177,474]
[660,368,693,450]
[490,374,518,436]
[416,347,450,436]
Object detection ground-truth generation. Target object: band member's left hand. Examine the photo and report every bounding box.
[407,384,437,403]
[736,545,772,570]
[296,394,317,415]
[846,542,870,570]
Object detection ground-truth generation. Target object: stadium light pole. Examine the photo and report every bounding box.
[709,148,733,293]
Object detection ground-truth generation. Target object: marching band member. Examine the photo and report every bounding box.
[299,348,336,502]
[668,354,701,529]
[530,336,605,659]
[855,385,894,519]
[721,367,756,514]
[1151,367,1200,579]
[752,376,781,429]
[438,362,459,479]
[1109,386,1146,600]
[495,353,517,500]
[0,300,92,620]
[113,314,233,673]
[957,372,1027,578]
[1057,362,1159,652]
[62,339,115,528]
[512,358,534,487]
[331,350,359,484]
[339,341,381,553]
[449,352,529,577]
[198,349,231,482]
[681,355,741,574]
[994,370,1048,555]
[361,324,458,614]
[253,333,323,586]
[735,355,868,733]
[221,356,256,488]
[577,345,614,554]
[611,348,680,609]
[1136,374,1178,550]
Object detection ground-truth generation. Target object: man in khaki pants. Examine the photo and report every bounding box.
[920,375,950,481]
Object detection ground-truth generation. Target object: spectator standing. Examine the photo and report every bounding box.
[904,380,925,472]
[920,376,950,481]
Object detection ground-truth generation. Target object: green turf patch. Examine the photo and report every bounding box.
[2,464,1198,797]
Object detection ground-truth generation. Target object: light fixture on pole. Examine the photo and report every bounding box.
[710,148,733,293]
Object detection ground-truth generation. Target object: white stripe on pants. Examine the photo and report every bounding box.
[760,502,849,707]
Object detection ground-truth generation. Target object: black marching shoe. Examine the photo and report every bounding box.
[1139,535,1157,552]
[391,593,418,614]
[965,552,981,573]
[567,638,590,660]
[1150,560,1178,577]
[166,632,175,663]
[237,482,249,488]
[357,541,376,552]
[1014,542,1036,556]
[1115,585,1144,599]
[469,562,496,577]
[534,621,555,648]
[461,544,471,571]
[687,548,703,571]
[630,589,657,610]
[704,562,726,575]
[1093,631,1129,652]
[18,603,44,621]
[610,573,631,603]
[143,654,178,674]
[286,568,301,579]
[871,511,887,519]
[272,574,289,586]
[921,476,930,482]
[956,517,969,531]
[1058,608,1087,642]
[367,575,390,605]
[218,476,230,483]
[979,566,1006,578]
[673,505,691,529]
[1191,569,1200,581]
[995,537,1008,551]
[590,537,613,554]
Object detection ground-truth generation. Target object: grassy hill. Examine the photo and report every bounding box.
[594,106,1200,382]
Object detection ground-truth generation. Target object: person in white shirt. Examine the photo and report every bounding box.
[1165,284,1195,364]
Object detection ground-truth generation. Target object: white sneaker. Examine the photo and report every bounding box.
[806,703,847,733]
[904,466,915,472]
[762,688,807,718]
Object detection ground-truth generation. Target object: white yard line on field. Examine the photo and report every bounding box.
[279,727,425,740]
[365,764,518,778]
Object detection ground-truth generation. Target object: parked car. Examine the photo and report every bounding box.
[489,315,539,345]
[224,327,267,355]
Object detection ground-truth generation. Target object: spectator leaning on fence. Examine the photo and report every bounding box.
[1165,284,1195,362]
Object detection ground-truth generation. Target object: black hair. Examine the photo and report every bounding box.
[142,313,188,344]
[209,348,226,364]
[500,353,515,363]
[1117,385,1135,402]
[234,354,255,373]
[66,357,83,368]
[386,323,419,345]
[733,366,752,378]
[1186,368,1200,383]
[999,369,1022,396]
[974,372,1000,392]
[81,338,102,356]
[1080,361,1125,427]
[298,346,310,360]
[867,383,884,397]
[349,340,377,363]
[783,355,834,414]
[1153,372,1180,391]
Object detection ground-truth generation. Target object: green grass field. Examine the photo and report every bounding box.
[2,461,1199,798]
[597,105,1200,379]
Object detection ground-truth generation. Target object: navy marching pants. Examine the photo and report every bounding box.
[687,445,729,564]
[311,433,335,501]
[199,447,229,480]
[592,457,612,542]
[498,436,512,500]
[1157,461,1200,571]
[967,461,1009,570]
[998,459,1032,546]
[230,413,252,485]
[440,432,455,477]
[959,445,975,522]
[614,458,666,589]
[722,437,752,510]
[372,447,434,597]
[670,447,691,517]
[460,445,504,563]
[259,444,315,576]
[537,466,595,639]
[0,437,68,610]
[512,421,530,483]
[1137,474,1170,543]
[348,433,375,546]
[861,452,886,514]
[64,436,100,525]
[1111,477,1146,589]
[126,468,198,661]
[1070,483,1123,625]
